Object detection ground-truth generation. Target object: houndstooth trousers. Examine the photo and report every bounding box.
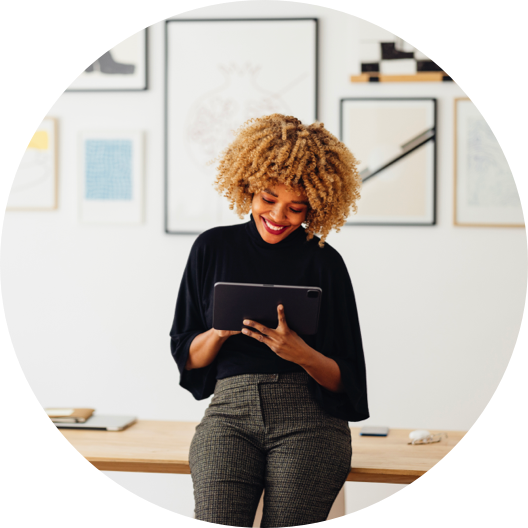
[189,372,352,527]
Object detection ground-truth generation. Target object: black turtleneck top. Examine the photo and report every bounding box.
[170,215,369,422]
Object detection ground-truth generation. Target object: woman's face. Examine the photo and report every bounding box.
[251,183,309,244]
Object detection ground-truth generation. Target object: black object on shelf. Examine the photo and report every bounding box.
[381,42,414,60]
[361,62,380,72]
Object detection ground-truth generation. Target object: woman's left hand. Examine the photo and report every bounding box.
[241,305,315,366]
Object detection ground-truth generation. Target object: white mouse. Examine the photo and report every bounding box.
[409,430,431,441]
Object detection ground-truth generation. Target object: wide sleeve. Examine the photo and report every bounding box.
[310,251,370,422]
[169,239,218,400]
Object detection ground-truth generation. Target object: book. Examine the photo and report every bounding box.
[45,408,95,423]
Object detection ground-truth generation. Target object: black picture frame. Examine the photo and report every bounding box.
[340,97,437,226]
[164,18,319,235]
[66,28,148,92]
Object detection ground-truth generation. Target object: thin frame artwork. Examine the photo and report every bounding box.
[64,26,150,92]
[164,17,319,235]
[453,97,528,227]
[5,116,59,211]
[79,131,144,225]
[339,97,437,226]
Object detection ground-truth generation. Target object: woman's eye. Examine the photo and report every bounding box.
[262,198,302,213]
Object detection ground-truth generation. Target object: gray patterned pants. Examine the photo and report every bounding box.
[189,372,352,527]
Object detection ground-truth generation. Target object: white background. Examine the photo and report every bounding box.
[0,1,527,523]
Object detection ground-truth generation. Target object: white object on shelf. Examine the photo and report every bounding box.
[380,59,417,75]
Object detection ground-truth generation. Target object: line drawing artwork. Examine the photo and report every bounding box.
[465,117,519,208]
[184,63,308,172]
[11,146,51,193]
[7,118,58,210]
[165,18,318,233]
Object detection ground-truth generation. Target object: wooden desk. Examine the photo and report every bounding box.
[60,420,465,485]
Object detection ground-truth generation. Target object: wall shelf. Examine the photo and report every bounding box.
[351,72,453,83]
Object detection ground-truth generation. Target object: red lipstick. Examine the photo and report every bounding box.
[261,216,288,235]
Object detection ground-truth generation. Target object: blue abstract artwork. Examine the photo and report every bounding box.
[85,139,133,200]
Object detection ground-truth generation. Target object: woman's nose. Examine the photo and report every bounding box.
[270,204,287,221]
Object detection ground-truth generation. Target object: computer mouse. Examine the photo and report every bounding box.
[409,430,431,441]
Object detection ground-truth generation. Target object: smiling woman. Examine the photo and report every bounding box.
[215,114,362,246]
[253,185,309,243]
[169,114,367,527]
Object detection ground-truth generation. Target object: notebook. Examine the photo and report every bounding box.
[54,415,137,431]
[46,408,94,423]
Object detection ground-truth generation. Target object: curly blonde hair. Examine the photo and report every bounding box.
[214,114,361,247]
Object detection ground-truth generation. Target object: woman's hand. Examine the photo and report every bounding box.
[213,329,242,338]
[241,305,315,366]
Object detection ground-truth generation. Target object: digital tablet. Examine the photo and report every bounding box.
[213,282,322,336]
[360,426,390,437]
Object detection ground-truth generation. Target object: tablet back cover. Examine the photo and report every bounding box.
[213,282,322,335]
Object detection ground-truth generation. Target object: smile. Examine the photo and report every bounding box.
[262,217,288,235]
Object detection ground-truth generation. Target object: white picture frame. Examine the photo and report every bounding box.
[454,98,524,227]
[340,98,436,225]
[165,18,318,234]
[7,116,58,211]
[79,131,144,224]
[67,29,147,91]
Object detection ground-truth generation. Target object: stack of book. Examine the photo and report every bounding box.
[45,408,95,424]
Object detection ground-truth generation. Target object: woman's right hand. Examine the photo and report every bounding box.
[213,329,242,338]
[186,328,240,370]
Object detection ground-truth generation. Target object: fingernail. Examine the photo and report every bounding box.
[243,320,249,325]
[242,329,248,334]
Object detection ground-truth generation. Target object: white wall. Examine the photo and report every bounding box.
[1,0,526,520]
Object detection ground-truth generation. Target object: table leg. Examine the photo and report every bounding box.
[253,492,264,527]
[328,486,345,519]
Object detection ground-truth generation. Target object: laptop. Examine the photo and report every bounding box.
[54,415,137,431]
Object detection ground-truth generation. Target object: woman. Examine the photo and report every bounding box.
[170,114,369,527]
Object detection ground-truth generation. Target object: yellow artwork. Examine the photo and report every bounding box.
[28,131,49,151]
[7,117,58,210]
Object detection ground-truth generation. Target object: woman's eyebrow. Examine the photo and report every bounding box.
[263,189,309,205]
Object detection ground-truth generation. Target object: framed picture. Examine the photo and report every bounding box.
[79,131,144,224]
[340,98,436,225]
[165,18,318,234]
[7,116,58,210]
[454,98,524,227]
[67,29,147,91]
